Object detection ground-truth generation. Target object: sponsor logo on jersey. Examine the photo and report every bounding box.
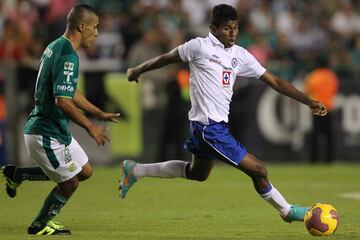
[231,58,238,68]
[56,85,74,92]
[64,62,74,82]
[222,71,231,87]
[64,71,73,82]
[209,58,222,65]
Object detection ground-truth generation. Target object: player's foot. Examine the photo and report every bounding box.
[47,221,65,230]
[119,160,138,199]
[281,205,309,223]
[1,165,21,198]
[28,222,71,235]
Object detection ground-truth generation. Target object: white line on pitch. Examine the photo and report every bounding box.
[338,192,360,200]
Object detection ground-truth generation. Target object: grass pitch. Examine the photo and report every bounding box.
[0,164,359,240]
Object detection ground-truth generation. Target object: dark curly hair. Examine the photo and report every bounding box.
[210,4,238,28]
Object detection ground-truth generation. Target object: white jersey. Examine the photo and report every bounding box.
[178,32,266,124]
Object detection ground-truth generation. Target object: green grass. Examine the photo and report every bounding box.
[0,164,359,240]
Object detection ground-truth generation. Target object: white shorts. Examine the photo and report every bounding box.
[24,134,88,183]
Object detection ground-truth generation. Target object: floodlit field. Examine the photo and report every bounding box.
[0,164,359,240]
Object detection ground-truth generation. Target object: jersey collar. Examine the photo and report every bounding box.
[62,35,71,43]
[208,32,234,51]
[208,32,224,48]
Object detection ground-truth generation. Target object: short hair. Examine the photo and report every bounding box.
[210,4,238,28]
[67,4,98,30]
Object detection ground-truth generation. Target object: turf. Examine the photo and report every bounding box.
[0,164,359,240]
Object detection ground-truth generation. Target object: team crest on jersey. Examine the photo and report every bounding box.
[64,62,74,71]
[231,58,238,68]
[222,71,231,87]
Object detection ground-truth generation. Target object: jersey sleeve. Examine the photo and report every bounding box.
[178,38,201,63]
[237,49,266,79]
[52,54,78,99]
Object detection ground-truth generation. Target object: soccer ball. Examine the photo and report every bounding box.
[304,203,339,236]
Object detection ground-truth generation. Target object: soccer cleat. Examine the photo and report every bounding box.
[119,160,138,199]
[1,165,21,198]
[47,221,65,230]
[28,222,71,235]
[282,205,309,223]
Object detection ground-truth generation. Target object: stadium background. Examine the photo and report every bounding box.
[0,0,360,166]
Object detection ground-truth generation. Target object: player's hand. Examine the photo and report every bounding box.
[127,67,141,83]
[309,100,327,116]
[97,111,120,123]
[87,124,111,147]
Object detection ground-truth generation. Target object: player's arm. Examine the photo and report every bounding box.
[55,96,110,146]
[73,90,120,123]
[127,47,182,83]
[260,71,327,116]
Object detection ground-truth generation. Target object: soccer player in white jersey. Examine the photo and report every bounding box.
[120,4,327,223]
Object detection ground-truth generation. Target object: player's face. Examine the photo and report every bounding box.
[212,20,238,48]
[81,14,99,48]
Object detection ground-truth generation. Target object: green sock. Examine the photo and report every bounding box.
[14,167,49,183]
[30,189,68,228]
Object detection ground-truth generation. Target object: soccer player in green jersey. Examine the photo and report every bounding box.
[2,4,120,235]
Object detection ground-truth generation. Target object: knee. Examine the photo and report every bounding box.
[251,162,268,179]
[78,164,93,181]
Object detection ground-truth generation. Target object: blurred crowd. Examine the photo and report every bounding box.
[0,0,359,76]
[1,0,360,162]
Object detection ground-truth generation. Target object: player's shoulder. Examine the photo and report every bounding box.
[233,44,249,55]
[184,36,205,46]
[232,44,256,62]
[48,36,76,58]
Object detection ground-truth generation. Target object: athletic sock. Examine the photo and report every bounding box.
[258,183,291,216]
[30,189,68,228]
[14,167,50,183]
[134,160,188,178]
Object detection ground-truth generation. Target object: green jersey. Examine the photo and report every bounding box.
[24,36,79,145]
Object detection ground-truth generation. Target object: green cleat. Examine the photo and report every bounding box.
[2,165,21,198]
[28,222,71,235]
[282,205,309,223]
[119,160,138,199]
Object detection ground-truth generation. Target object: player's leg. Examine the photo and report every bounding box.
[28,162,91,235]
[3,136,92,198]
[119,120,216,198]
[236,153,308,222]
[2,165,50,198]
[186,154,215,181]
[28,178,78,235]
[26,136,89,235]
[77,162,93,181]
[131,154,214,180]
[119,155,214,198]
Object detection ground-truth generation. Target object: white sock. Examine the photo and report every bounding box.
[260,184,291,216]
[134,160,188,179]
